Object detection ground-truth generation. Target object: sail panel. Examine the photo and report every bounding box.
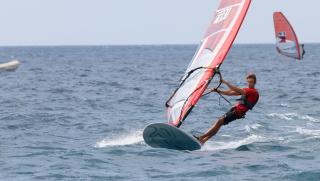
[166,0,252,127]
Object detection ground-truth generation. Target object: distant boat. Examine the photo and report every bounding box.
[0,60,21,71]
[273,12,305,60]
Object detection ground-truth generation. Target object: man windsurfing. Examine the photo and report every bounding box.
[197,73,259,144]
[278,32,286,43]
[301,44,306,58]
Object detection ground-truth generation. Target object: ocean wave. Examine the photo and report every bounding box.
[282,170,320,181]
[280,103,290,108]
[268,113,319,122]
[95,130,143,148]
[202,134,265,151]
[245,123,263,132]
[296,127,320,137]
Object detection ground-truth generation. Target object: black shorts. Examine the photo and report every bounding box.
[222,107,243,125]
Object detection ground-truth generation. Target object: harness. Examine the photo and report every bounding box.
[237,92,259,110]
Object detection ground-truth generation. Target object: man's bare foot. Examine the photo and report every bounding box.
[198,136,206,145]
[193,135,206,145]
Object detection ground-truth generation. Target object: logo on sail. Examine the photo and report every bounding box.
[214,7,232,24]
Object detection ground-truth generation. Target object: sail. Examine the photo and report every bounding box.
[273,12,303,60]
[166,0,252,127]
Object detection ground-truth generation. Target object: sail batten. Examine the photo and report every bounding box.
[166,0,252,127]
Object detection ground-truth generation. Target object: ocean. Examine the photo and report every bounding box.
[0,44,319,180]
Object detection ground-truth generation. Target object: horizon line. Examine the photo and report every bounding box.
[0,42,318,47]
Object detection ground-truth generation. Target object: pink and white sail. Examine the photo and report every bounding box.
[166,0,252,127]
[273,12,304,60]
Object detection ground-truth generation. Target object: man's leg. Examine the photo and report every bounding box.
[199,117,225,144]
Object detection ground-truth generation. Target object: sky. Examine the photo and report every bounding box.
[0,0,318,46]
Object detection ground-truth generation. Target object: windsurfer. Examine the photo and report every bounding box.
[197,73,259,144]
[301,44,306,57]
[278,32,286,43]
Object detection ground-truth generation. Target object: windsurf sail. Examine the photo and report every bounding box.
[166,0,252,127]
[273,12,304,60]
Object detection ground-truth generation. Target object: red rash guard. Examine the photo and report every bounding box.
[234,88,259,117]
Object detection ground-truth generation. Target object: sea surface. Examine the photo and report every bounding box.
[0,44,319,180]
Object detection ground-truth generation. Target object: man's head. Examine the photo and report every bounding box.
[246,73,256,88]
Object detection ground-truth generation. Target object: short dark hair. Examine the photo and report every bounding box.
[246,73,257,84]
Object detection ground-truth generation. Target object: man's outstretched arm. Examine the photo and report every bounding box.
[210,88,240,96]
[221,79,245,95]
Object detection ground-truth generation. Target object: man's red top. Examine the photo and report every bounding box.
[234,88,259,117]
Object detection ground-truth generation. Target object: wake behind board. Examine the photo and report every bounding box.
[143,123,201,151]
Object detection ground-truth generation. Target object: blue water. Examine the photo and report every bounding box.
[0,45,319,180]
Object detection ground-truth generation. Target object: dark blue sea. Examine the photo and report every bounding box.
[0,44,319,180]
